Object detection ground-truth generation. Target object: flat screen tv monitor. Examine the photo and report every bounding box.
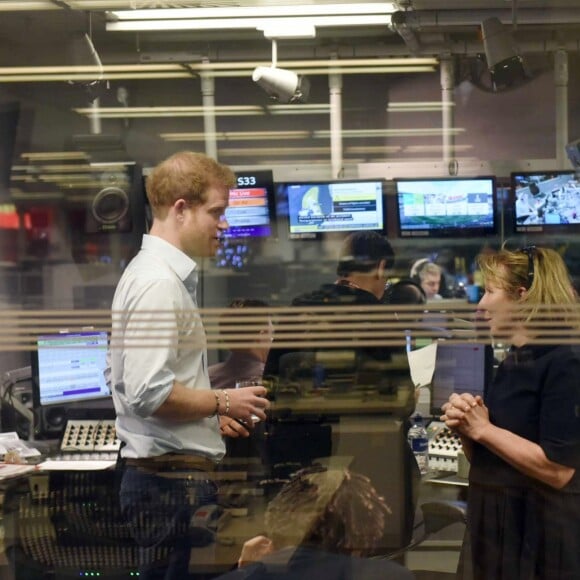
[511,170,580,233]
[430,342,493,417]
[283,179,385,239]
[395,176,497,238]
[224,170,276,239]
[31,331,111,407]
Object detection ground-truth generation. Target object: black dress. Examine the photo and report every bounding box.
[460,344,580,580]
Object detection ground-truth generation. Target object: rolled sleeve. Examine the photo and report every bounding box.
[116,278,181,417]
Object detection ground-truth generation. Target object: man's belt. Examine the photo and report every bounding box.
[125,453,217,472]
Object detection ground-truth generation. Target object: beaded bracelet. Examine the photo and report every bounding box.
[208,390,220,418]
[221,389,231,416]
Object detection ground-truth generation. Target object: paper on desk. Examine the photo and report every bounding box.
[39,459,116,471]
[0,431,41,458]
[0,463,37,480]
[407,342,438,388]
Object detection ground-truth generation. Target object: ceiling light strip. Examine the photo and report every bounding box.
[107,15,392,32]
[161,131,310,141]
[0,66,434,82]
[0,1,58,10]
[314,128,466,138]
[108,4,396,20]
[0,58,437,76]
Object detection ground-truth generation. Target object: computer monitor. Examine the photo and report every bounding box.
[281,179,385,239]
[430,342,493,416]
[395,176,497,238]
[224,170,276,239]
[510,169,580,233]
[31,331,111,407]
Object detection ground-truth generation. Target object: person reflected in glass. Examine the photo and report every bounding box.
[441,246,580,580]
[216,467,414,580]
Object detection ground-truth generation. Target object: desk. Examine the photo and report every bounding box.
[0,435,467,580]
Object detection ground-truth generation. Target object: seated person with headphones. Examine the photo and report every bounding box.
[410,259,443,301]
[383,278,427,306]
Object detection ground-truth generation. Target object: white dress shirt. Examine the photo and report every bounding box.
[109,234,225,461]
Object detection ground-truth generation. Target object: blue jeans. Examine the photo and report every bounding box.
[119,466,218,580]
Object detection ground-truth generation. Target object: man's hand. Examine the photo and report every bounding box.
[238,535,274,568]
[219,416,251,438]
[225,386,270,423]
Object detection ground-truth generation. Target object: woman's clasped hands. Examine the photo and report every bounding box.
[440,392,491,441]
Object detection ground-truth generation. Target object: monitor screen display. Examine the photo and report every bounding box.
[395,177,496,238]
[32,331,110,406]
[215,238,252,270]
[224,170,276,239]
[430,342,492,416]
[511,170,580,233]
[284,180,385,238]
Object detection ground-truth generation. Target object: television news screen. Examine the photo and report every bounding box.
[283,179,385,238]
[395,176,496,238]
[31,331,111,407]
[511,170,580,233]
[224,170,276,239]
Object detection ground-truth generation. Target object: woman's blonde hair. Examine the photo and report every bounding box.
[477,246,578,325]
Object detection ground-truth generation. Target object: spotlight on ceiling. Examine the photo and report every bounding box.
[252,66,310,104]
[481,17,527,91]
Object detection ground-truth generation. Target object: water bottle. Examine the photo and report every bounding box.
[408,414,429,475]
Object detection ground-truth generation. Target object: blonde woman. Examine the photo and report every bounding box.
[442,246,580,580]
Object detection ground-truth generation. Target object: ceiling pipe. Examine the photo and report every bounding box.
[203,37,580,64]
[392,9,580,28]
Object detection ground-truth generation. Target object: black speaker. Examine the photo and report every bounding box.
[66,163,145,235]
[36,406,67,439]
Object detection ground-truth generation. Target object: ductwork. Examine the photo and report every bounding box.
[391,9,580,56]
[392,9,580,28]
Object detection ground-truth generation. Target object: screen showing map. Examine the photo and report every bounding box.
[286,180,384,237]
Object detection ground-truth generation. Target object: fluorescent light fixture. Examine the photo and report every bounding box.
[404,144,473,153]
[387,101,456,112]
[109,4,396,20]
[106,2,395,33]
[107,15,392,32]
[0,58,436,74]
[0,1,58,10]
[73,105,331,119]
[346,146,402,154]
[219,147,331,156]
[313,128,466,138]
[21,151,89,161]
[161,131,311,142]
[0,58,437,83]
[259,23,316,39]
